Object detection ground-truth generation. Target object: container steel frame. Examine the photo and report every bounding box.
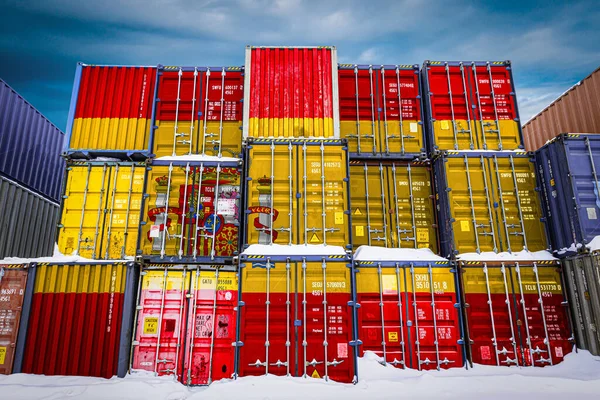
[338,64,427,161]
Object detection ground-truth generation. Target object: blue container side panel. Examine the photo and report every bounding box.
[563,136,600,246]
[64,63,84,153]
[0,78,65,202]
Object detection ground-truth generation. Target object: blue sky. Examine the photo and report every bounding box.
[1,0,598,131]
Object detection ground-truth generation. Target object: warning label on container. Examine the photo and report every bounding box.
[460,220,470,232]
[149,225,161,238]
[480,345,491,361]
[356,226,364,237]
[382,275,397,293]
[311,369,321,379]
[410,122,418,133]
[143,317,158,335]
[310,233,320,243]
[587,208,597,220]
[337,342,348,358]
[0,346,6,365]
[417,228,429,243]
[555,346,563,358]
[335,212,344,225]
[388,332,399,342]
[441,120,450,130]
[354,208,362,215]
[217,198,237,216]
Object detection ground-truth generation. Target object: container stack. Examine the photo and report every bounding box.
[423,61,572,367]
[535,133,600,355]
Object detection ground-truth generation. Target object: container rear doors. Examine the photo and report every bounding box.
[461,262,571,367]
[58,162,145,259]
[338,65,424,157]
[131,267,237,385]
[355,263,463,370]
[152,67,244,157]
[237,259,355,383]
[0,265,28,375]
[244,140,350,247]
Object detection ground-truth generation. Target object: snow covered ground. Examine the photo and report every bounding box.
[2,351,600,400]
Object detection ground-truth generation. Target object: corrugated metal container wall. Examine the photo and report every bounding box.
[243,46,339,139]
[0,264,29,375]
[338,64,425,158]
[152,66,244,158]
[244,139,350,248]
[422,61,523,153]
[237,256,355,383]
[20,262,138,378]
[535,134,600,253]
[434,151,548,258]
[354,260,464,370]
[57,161,146,260]
[523,67,600,151]
[460,260,572,366]
[349,160,437,253]
[0,176,59,259]
[130,265,237,385]
[138,159,242,263]
[0,78,64,202]
[66,64,157,158]
[562,252,600,355]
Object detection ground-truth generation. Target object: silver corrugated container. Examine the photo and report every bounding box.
[0,175,59,259]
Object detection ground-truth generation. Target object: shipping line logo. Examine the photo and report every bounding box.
[147,167,240,256]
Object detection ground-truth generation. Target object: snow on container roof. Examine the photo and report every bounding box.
[353,246,447,261]
[456,250,556,261]
[242,244,347,256]
[154,155,240,162]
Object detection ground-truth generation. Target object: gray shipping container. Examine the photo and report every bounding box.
[562,252,600,355]
[0,78,65,202]
[0,175,59,259]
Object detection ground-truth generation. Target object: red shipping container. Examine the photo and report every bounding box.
[0,264,29,375]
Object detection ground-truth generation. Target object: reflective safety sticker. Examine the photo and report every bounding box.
[441,120,450,130]
[410,122,418,133]
[356,226,365,237]
[587,208,597,220]
[337,342,348,358]
[335,212,344,225]
[417,228,429,243]
[388,331,398,342]
[460,220,471,232]
[311,369,321,379]
[149,225,160,238]
[143,317,159,335]
[310,233,320,243]
[354,208,362,215]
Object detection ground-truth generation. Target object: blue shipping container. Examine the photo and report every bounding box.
[536,134,600,255]
[0,79,65,202]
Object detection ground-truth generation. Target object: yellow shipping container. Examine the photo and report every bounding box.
[58,162,146,259]
[244,139,350,247]
[434,151,548,257]
[349,160,437,252]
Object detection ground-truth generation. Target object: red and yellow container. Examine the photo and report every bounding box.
[243,46,339,139]
[20,262,137,378]
[237,256,355,383]
[130,265,237,385]
[152,66,244,157]
[354,260,464,370]
[66,64,157,158]
[459,260,572,366]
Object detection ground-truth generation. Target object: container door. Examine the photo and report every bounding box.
[238,260,293,378]
[182,270,237,385]
[298,144,349,247]
[487,155,548,253]
[469,64,520,151]
[444,155,498,254]
[378,66,423,155]
[0,266,28,375]
[141,164,241,259]
[245,143,296,245]
[387,163,437,252]
[338,67,378,155]
[349,162,390,248]
[132,269,189,380]
[425,64,477,151]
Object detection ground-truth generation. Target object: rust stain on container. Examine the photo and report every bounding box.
[523,67,600,151]
[0,264,28,375]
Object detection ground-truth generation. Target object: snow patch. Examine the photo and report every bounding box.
[0,244,133,264]
[242,244,347,256]
[353,246,447,261]
[586,235,600,252]
[457,250,556,261]
[155,154,239,162]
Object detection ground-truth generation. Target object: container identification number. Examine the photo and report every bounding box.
[311,281,346,296]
